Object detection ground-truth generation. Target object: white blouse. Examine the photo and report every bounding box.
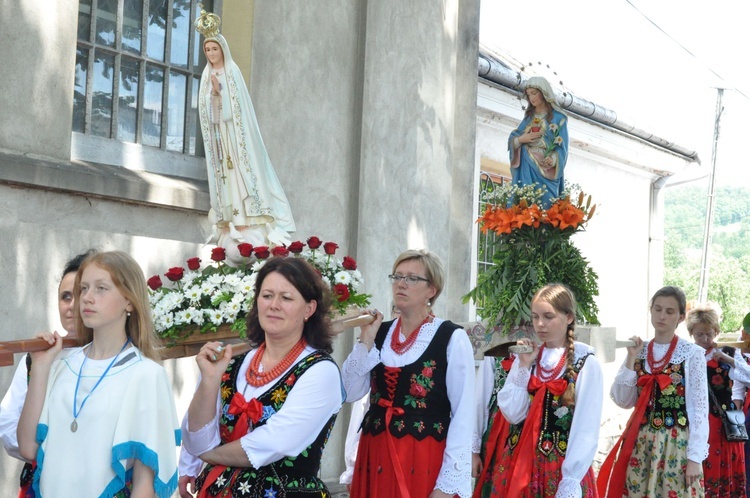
[732,353,750,403]
[472,357,500,454]
[182,345,343,469]
[611,337,709,463]
[341,317,475,498]
[497,342,603,498]
[0,355,30,461]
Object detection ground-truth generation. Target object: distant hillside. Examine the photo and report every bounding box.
[664,184,750,332]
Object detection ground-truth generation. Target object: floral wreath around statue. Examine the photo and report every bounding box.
[148,237,372,341]
[463,182,600,336]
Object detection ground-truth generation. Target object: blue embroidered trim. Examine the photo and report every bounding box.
[31,424,48,497]
[31,426,178,498]
[110,441,178,498]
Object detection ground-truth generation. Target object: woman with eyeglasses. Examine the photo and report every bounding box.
[342,249,475,498]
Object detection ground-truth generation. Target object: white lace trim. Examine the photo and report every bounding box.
[556,477,582,498]
[384,318,441,359]
[614,365,638,386]
[635,337,701,367]
[341,343,380,395]
[436,447,473,498]
[508,363,531,387]
[532,342,594,375]
[471,433,482,454]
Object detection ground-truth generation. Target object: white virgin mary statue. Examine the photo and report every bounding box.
[196,8,295,249]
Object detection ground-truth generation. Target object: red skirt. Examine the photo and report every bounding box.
[350,431,453,498]
[704,412,747,498]
[490,431,598,498]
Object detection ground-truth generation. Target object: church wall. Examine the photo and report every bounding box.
[0,1,77,160]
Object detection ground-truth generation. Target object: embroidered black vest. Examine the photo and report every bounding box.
[506,352,592,457]
[196,350,339,498]
[360,320,459,441]
[706,358,734,416]
[634,358,689,430]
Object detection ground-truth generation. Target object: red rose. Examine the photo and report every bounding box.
[711,374,723,386]
[342,256,357,270]
[237,243,254,258]
[271,246,289,257]
[323,242,339,255]
[541,440,553,451]
[307,236,322,249]
[164,267,184,282]
[422,367,434,377]
[333,283,350,302]
[288,241,305,254]
[211,247,226,262]
[629,457,639,467]
[254,246,270,259]
[186,257,201,271]
[147,275,163,291]
[409,383,427,398]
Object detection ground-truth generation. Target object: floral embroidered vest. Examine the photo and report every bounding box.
[633,358,689,430]
[506,352,592,457]
[196,350,339,498]
[361,320,459,441]
[707,354,734,416]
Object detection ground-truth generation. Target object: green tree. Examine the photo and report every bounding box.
[664,185,750,333]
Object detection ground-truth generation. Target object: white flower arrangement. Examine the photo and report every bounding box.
[147,238,370,341]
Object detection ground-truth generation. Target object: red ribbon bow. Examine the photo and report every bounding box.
[227,393,263,442]
[505,377,568,497]
[598,373,673,496]
[197,394,265,498]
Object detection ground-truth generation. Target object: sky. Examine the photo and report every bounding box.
[480,0,750,188]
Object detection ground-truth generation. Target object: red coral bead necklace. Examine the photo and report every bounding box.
[391,316,431,355]
[246,337,307,387]
[647,334,678,372]
[535,344,567,382]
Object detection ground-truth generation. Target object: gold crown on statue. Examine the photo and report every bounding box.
[194,3,221,39]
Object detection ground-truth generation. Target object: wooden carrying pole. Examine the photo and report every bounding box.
[0,313,377,366]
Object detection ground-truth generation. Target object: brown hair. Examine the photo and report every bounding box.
[650,286,687,317]
[532,283,577,407]
[245,257,334,353]
[74,251,161,360]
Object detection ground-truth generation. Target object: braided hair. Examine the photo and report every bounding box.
[532,283,577,408]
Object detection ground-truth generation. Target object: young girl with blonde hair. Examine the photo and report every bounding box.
[490,283,603,497]
[18,251,180,497]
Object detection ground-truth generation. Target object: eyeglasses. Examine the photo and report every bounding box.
[388,274,430,285]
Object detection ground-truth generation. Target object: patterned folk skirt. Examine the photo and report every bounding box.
[704,413,746,498]
[488,430,598,498]
[350,431,451,498]
[625,424,704,498]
